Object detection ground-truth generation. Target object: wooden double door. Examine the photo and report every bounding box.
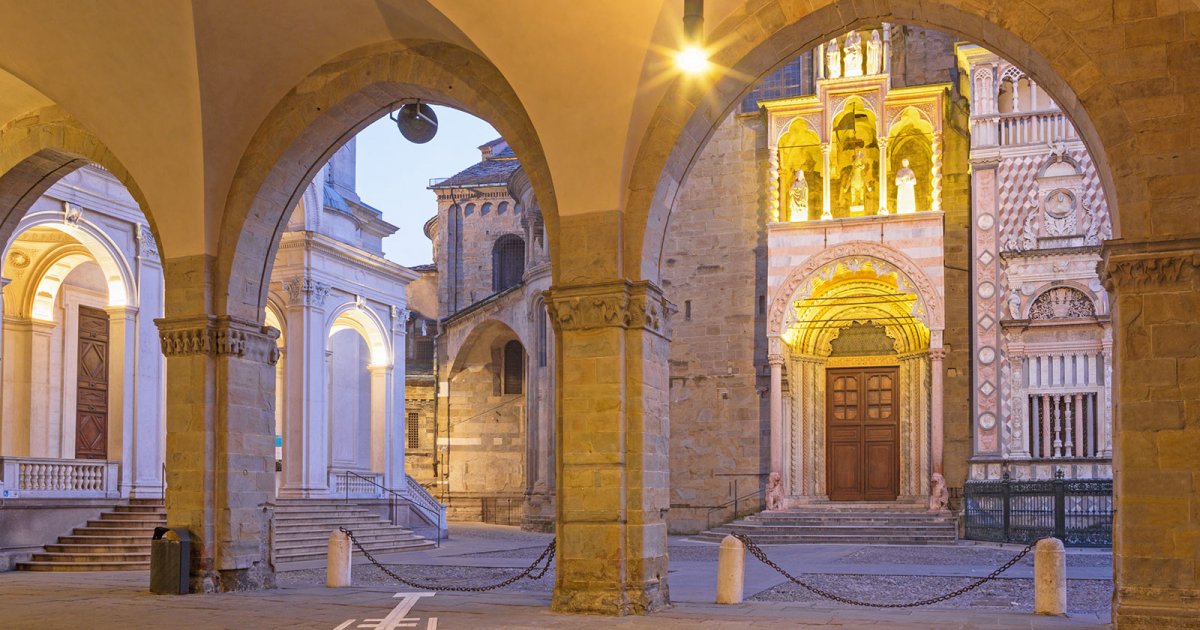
[75,306,109,460]
[826,366,899,501]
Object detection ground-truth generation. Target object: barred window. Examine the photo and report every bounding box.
[492,234,525,292]
[406,411,420,449]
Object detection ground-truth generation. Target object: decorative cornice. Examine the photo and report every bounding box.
[1101,238,1200,291]
[155,315,280,365]
[282,276,331,308]
[544,280,673,339]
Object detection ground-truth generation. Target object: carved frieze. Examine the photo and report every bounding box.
[156,316,281,365]
[1102,251,1199,291]
[545,281,673,339]
[1028,287,1095,319]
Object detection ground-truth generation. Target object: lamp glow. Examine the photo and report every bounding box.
[676,46,709,74]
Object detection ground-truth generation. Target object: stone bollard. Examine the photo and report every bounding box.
[1034,537,1066,615]
[716,534,745,604]
[327,529,352,588]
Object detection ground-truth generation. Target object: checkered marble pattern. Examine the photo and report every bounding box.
[997,148,1111,250]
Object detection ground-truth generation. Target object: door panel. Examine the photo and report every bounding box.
[75,306,109,460]
[826,366,899,501]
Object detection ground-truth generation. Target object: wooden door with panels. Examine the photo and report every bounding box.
[826,366,899,501]
[75,305,110,460]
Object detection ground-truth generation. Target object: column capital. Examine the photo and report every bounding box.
[103,305,139,319]
[1101,237,1200,292]
[929,348,946,361]
[544,280,673,339]
[155,315,280,365]
[768,353,785,366]
[368,364,394,376]
[281,275,331,308]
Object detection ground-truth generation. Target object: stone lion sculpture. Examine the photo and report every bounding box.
[928,472,949,512]
[766,471,784,511]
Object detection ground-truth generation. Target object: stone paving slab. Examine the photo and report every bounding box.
[0,570,1110,630]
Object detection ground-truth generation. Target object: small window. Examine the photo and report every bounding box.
[464,203,476,216]
[481,202,493,215]
[537,307,548,368]
[406,411,420,449]
[497,201,509,215]
[492,234,525,291]
[503,340,524,395]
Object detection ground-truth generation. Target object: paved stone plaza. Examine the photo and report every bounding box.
[0,525,1112,629]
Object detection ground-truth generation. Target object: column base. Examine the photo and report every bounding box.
[1116,588,1200,629]
[189,562,276,594]
[551,581,670,616]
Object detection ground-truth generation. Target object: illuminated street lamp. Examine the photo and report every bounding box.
[676,0,708,74]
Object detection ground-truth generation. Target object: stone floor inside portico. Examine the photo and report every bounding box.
[0,523,1113,629]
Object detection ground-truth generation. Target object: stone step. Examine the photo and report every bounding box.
[273,514,384,526]
[85,518,165,529]
[45,543,151,554]
[693,533,958,545]
[100,511,167,521]
[15,561,149,572]
[31,551,151,563]
[59,534,154,545]
[275,540,435,563]
[73,526,160,537]
[275,530,424,547]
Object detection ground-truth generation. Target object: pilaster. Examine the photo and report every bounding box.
[278,276,330,499]
[1102,237,1200,628]
[546,279,672,615]
[156,314,280,593]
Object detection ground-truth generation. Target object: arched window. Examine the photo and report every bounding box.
[481,202,492,215]
[497,201,509,214]
[503,340,524,395]
[464,203,476,216]
[492,234,525,291]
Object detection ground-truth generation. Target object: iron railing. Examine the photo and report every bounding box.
[964,472,1112,547]
[335,470,445,547]
[480,496,523,526]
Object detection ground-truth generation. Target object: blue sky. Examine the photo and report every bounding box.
[355,105,499,267]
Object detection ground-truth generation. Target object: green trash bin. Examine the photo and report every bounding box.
[150,526,190,594]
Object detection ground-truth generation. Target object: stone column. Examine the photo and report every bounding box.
[820,143,833,220]
[930,346,945,476]
[768,343,784,478]
[384,306,407,489]
[132,225,165,497]
[546,280,672,615]
[157,312,279,593]
[105,306,139,495]
[278,277,330,498]
[877,137,889,215]
[1103,239,1200,627]
[28,319,55,457]
[931,133,943,213]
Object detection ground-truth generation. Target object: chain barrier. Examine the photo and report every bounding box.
[339,527,555,592]
[732,532,1037,608]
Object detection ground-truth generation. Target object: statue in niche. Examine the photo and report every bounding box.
[846,150,867,209]
[866,29,882,75]
[894,158,917,214]
[843,31,863,77]
[766,471,784,511]
[928,473,949,512]
[1006,288,1022,320]
[789,171,809,221]
[826,38,841,79]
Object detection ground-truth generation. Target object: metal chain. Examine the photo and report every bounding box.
[733,532,1037,608]
[339,527,555,592]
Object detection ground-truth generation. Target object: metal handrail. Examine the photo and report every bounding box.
[705,485,766,530]
[336,470,444,547]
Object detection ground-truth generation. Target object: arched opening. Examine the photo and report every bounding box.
[492,234,525,292]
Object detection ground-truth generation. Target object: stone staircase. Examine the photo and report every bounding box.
[17,499,164,571]
[16,498,436,571]
[271,499,435,565]
[695,501,958,545]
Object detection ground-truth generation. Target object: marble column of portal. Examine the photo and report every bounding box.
[768,343,785,477]
[105,306,140,497]
[820,143,833,220]
[368,365,401,488]
[877,137,889,215]
[386,307,407,489]
[157,310,280,593]
[278,277,331,498]
[930,345,945,476]
[547,280,672,615]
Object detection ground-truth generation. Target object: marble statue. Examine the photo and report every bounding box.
[928,473,949,512]
[843,31,863,77]
[766,471,784,511]
[826,38,841,79]
[866,29,882,75]
[789,171,809,221]
[1007,289,1022,320]
[847,150,867,209]
[894,157,917,214]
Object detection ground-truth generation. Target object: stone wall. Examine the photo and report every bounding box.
[662,112,768,533]
[436,190,524,316]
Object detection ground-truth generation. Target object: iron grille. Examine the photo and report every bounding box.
[964,475,1112,547]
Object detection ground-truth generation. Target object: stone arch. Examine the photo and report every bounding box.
[767,241,944,339]
[217,40,556,322]
[0,106,159,259]
[448,318,526,377]
[326,301,392,368]
[626,0,1127,283]
[5,211,137,315]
